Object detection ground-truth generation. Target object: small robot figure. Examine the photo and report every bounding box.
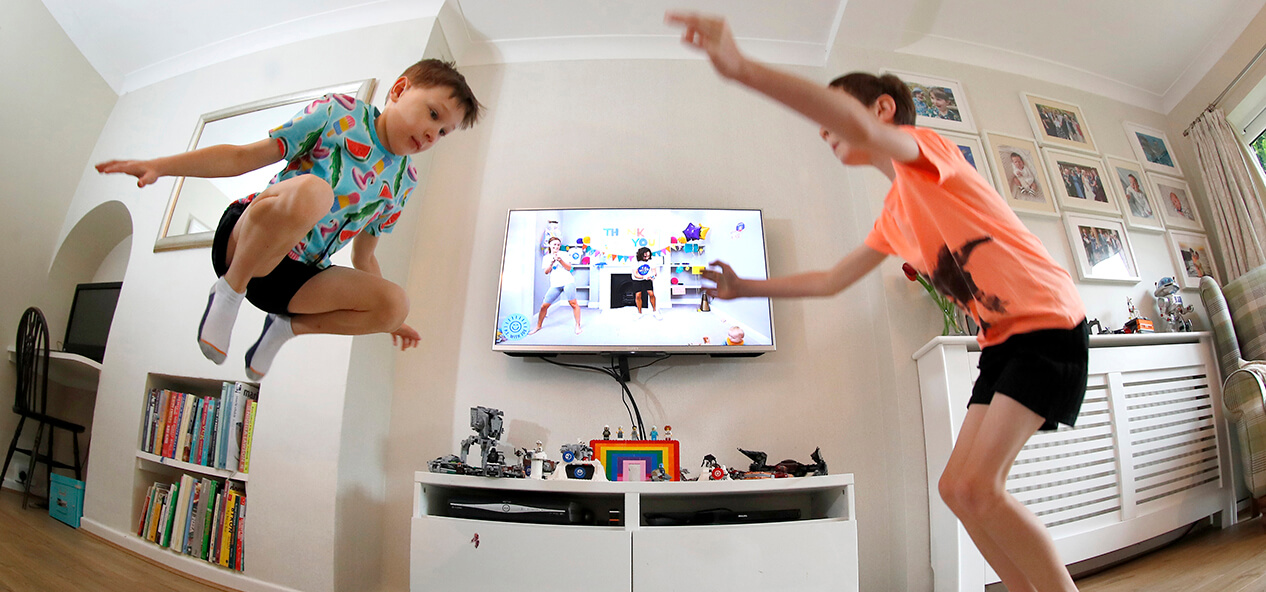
[650,463,670,481]
[602,425,611,439]
[1154,277,1194,332]
[631,425,640,440]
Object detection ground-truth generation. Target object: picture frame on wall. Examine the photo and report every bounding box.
[1105,156,1165,232]
[1149,174,1203,231]
[1166,229,1218,289]
[983,131,1058,216]
[1123,121,1183,177]
[1021,93,1098,153]
[1062,213,1141,283]
[939,130,996,192]
[883,70,977,133]
[1042,147,1119,216]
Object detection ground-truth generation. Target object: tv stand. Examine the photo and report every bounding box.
[411,472,857,591]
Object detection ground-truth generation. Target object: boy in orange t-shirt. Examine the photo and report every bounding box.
[669,12,1086,592]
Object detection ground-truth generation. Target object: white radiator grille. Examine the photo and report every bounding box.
[1124,369,1221,506]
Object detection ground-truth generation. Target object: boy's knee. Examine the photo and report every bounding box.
[377,283,410,329]
[940,473,1005,519]
[277,175,335,218]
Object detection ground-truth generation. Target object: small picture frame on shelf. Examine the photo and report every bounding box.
[1042,148,1119,216]
[983,131,1058,216]
[1062,212,1141,283]
[1166,230,1218,289]
[883,70,977,133]
[1021,93,1098,153]
[1123,121,1183,177]
[939,130,996,192]
[1105,156,1165,232]
[1149,174,1203,231]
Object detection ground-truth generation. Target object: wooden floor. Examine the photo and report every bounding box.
[3,483,1266,592]
[0,488,227,592]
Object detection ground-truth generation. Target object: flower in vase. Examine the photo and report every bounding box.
[902,262,967,336]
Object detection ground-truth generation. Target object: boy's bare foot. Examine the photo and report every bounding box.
[528,326,541,335]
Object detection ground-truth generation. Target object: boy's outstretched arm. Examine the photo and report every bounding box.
[703,244,887,299]
[96,138,283,187]
[665,11,918,163]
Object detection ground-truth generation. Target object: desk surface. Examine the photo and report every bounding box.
[6,346,101,391]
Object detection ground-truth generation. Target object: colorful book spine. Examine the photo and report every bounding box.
[140,388,158,452]
[160,479,180,548]
[137,485,154,537]
[218,490,238,567]
[178,394,196,462]
[155,390,173,456]
[239,399,257,473]
[163,392,183,458]
[199,480,219,560]
[234,494,246,571]
[182,479,201,555]
[201,398,216,466]
[216,381,233,469]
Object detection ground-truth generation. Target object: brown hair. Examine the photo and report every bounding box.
[400,58,483,129]
[827,72,916,126]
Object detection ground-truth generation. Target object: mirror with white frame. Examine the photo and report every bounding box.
[154,79,377,251]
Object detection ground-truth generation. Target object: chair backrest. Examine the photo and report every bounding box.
[1224,265,1266,362]
[14,307,49,416]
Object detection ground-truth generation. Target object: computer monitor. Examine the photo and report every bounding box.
[63,282,122,363]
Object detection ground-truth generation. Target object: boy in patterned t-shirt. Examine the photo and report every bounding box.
[96,59,482,379]
[670,12,1087,592]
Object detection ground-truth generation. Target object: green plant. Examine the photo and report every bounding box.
[902,262,966,336]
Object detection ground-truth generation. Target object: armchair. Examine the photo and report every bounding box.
[1201,266,1266,516]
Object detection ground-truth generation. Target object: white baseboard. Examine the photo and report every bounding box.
[80,517,303,592]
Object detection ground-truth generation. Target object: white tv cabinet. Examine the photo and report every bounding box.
[411,472,857,592]
[915,333,1237,592]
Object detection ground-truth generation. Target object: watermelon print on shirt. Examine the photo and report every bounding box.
[237,93,418,269]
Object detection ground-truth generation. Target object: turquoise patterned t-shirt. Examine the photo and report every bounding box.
[236,93,418,269]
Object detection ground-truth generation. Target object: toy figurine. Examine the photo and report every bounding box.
[631,425,640,440]
[663,425,672,440]
[701,454,729,480]
[1154,277,1194,332]
[737,447,828,478]
[650,464,670,481]
[1127,297,1139,320]
[650,426,658,440]
[603,425,611,439]
[616,426,624,439]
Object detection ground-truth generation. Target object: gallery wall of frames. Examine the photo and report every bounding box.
[882,70,1216,294]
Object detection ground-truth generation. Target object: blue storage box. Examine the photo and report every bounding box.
[49,473,84,528]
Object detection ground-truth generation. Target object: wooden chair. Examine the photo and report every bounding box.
[1,307,85,509]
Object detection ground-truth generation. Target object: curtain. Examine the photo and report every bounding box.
[1190,108,1266,280]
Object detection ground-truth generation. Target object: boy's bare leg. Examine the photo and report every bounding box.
[636,292,645,314]
[529,303,549,335]
[242,266,407,380]
[939,396,1077,592]
[199,175,333,365]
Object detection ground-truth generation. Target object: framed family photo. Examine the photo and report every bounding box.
[1166,230,1217,289]
[1022,93,1098,153]
[1105,156,1165,232]
[940,130,996,192]
[1062,213,1141,283]
[1149,173,1203,231]
[1123,121,1183,177]
[884,70,977,133]
[983,131,1058,216]
[1042,148,1119,216]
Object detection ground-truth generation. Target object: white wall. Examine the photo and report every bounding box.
[0,0,116,488]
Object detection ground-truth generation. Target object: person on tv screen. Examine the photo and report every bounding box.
[530,237,583,335]
[668,11,1087,592]
[632,247,662,320]
[95,59,483,379]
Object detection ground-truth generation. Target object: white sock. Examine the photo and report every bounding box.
[198,277,244,365]
[245,314,295,380]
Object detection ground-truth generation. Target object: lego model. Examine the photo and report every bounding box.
[736,447,828,478]
[428,406,525,478]
[559,440,594,462]
[700,454,730,480]
[1154,277,1194,332]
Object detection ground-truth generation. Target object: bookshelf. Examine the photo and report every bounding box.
[668,242,708,307]
[131,373,258,573]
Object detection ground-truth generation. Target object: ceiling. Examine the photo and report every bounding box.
[41,0,1266,113]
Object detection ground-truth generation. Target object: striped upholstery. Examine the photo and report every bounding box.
[1201,266,1266,498]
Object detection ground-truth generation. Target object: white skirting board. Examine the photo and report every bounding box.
[81,517,304,592]
[914,333,1238,592]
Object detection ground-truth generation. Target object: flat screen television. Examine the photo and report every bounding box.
[493,208,774,356]
[63,281,123,363]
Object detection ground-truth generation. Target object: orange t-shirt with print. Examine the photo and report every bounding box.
[864,126,1084,347]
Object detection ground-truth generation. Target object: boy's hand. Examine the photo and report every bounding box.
[96,159,162,188]
[701,260,743,299]
[665,11,746,81]
[391,322,420,350]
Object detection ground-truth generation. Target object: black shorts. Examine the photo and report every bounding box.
[970,319,1090,431]
[211,200,327,315]
[632,279,654,297]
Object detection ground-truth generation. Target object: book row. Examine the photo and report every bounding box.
[140,381,259,473]
[139,474,246,572]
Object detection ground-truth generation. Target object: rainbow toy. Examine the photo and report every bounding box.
[590,440,680,481]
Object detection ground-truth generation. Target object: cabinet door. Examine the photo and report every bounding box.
[631,520,857,591]
[412,516,631,592]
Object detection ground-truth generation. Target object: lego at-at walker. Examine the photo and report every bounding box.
[429,406,524,478]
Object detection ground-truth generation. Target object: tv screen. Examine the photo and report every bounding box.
[64,281,122,363]
[493,209,774,355]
